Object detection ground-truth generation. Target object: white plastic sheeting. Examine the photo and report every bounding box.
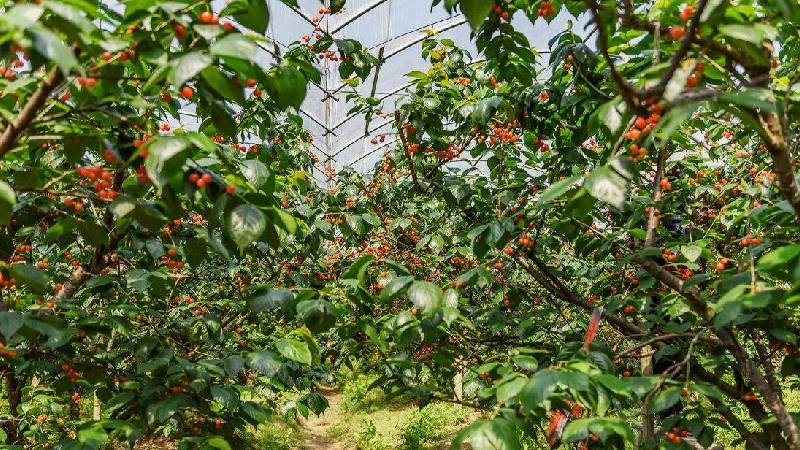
[227,0,573,181]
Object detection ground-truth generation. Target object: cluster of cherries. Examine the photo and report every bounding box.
[536,1,556,17]
[61,364,80,384]
[159,248,185,270]
[77,165,119,200]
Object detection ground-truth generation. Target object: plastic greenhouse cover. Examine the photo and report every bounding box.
[176,0,582,183]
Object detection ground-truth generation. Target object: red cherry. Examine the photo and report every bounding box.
[181,86,194,98]
[668,26,686,41]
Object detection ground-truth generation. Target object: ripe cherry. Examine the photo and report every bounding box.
[181,86,194,98]
[199,11,213,23]
[668,26,686,40]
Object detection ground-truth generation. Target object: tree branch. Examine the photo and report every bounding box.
[0,67,64,159]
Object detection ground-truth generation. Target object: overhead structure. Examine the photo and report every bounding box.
[260,0,573,183]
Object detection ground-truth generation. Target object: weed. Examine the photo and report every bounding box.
[400,403,470,449]
[356,420,387,450]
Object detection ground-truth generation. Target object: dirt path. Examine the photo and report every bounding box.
[298,385,346,450]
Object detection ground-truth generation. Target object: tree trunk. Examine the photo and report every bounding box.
[4,372,24,444]
[638,346,655,446]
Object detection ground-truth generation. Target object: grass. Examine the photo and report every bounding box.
[328,370,476,449]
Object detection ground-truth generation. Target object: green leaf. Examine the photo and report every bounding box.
[0,4,43,29]
[206,436,232,450]
[719,23,778,45]
[249,289,293,313]
[341,254,375,286]
[77,422,109,447]
[537,175,581,205]
[407,281,442,316]
[520,369,559,411]
[44,2,94,33]
[210,34,257,60]
[692,382,725,401]
[240,160,270,188]
[45,218,78,243]
[460,0,494,30]
[103,392,135,414]
[584,166,629,208]
[596,374,632,397]
[28,27,78,75]
[272,207,297,234]
[109,196,137,218]
[223,356,244,377]
[0,312,24,339]
[247,350,280,376]
[223,0,269,34]
[276,338,312,365]
[450,418,520,450]
[562,418,635,445]
[210,386,238,410]
[758,244,800,270]
[201,67,244,104]
[144,137,190,190]
[379,276,414,301]
[170,52,214,87]
[147,394,196,424]
[0,180,16,225]
[10,264,48,294]
[496,375,527,405]
[681,245,703,263]
[296,299,336,333]
[684,273,712,289]
[329,0,345,13]
[648,386,682,414]
[593,97,626,136]
[472,96,502,124]
[264,66,307,110]
[718,88,777,113]
[226,205,267,252]
[79,219,110,248]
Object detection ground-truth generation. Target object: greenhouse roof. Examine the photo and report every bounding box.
[198,0,576,183]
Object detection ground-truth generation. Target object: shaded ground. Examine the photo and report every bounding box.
[298,383,475,450]
[298,385,346,450]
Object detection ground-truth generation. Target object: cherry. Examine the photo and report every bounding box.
[199,11,213,23]
[668,26,686,40]
[181,86,194,98]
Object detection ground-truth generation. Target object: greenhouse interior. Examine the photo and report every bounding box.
[0,0,798,449]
